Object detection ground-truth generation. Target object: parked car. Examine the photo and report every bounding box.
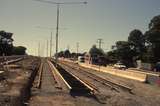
[113,62,126,70]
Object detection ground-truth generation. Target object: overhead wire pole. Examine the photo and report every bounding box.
[97,38,104,49]
[36,26,67,58]
[38,42,40,57]
[34,0,87,66]
[50,32,53,57]
[46,40,49,57]
[76,42,79,58]
[55,4,59,65]
[36,26,54,58]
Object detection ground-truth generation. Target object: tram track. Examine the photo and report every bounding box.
[59,61,133,94]
[51,61,95,95]
[33,59,96,96]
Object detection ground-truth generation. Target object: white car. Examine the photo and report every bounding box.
[114,63,126,70]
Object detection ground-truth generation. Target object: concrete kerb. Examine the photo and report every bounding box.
[79,63,147,82]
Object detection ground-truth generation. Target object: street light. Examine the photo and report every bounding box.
[34,0,87,66]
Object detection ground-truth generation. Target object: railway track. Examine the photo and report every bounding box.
[51,61,95,95]
[35,61,43,88]
[59,61,133,94]
[34,59,95,96]
[0,56,25,65]
[50,61,108,103]
[33,59,127,104]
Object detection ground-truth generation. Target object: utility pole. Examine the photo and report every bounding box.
[76,42,79,57]
[46,40,49,57]
[38,42,40,57]
[34,0,87,66]
[36,26,54,58]
[67,45,70,50]
[41,43,45,57]
[97,38,103,49]
[50,32,52,57]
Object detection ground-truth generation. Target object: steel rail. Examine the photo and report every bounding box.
[48,60,72,91]
[36,61,44,88]
[60,61,132,93]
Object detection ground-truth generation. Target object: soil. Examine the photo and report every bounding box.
[0,56,40,106]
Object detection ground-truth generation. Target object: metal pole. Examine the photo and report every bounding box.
[97,39,103,49]
[55,4,59,65]
[38,42,40,57]
[46,40,48,57]
[76,42,79,58]
[34,0,87,64]
[50,32,52,57]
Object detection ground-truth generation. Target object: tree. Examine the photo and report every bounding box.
[57,51,64,57]
[114,41,136,67]
[128,29,146,59]
[71,52,77,58]
[89,45,108,65]
[149,15,160,30]
[63,49,71,58]
[144,15,160,63]
[89,45,104,57]
[12,46,26,55]
[107,50,118,63]
[0,30,14,56]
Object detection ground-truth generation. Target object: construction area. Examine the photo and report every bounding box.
[0,56,160,106]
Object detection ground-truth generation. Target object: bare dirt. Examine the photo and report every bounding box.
[0,56,40,106]
[1,57,160,106]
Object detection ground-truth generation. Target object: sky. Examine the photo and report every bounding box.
[0,0,160,56]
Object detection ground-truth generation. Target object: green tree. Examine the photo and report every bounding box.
[89,45,104,57]
[57,51,64,57]
[12,46,26,55]
[128,29,145,59]
[115,41,136,67]
[144,15,160,63]
[107,50,118,63]
[64,49,71,58]
[0,30,13,56]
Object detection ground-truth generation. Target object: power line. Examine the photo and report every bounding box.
[34,0,87,65]
[34,0,87,5]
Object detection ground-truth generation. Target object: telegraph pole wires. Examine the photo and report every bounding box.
[34,0,87,65]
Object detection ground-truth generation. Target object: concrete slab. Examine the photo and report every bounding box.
[79,63,147,82]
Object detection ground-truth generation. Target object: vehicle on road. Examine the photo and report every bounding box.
[114,62,126,70]
[78,56,85,63]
